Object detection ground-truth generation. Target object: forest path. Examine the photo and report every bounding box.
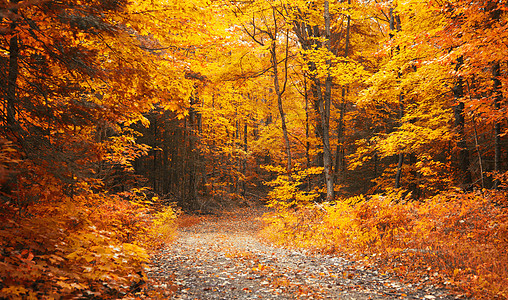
[146,206,455,299]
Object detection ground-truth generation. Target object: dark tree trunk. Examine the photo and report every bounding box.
[394,98,404,189]
[322,0,334,201]
[152,117,158,192]
[390,6,405,190]
[304,75,311,191]
[453,57,472,186]
[492,62,502,188]
[395,153,404,189]
[270,24,292,174]
[188,93,200,207]
[488,1,503,188]
[292,2,335,200]
[335,3,350,179]
[335,92,345,176]
[241,122,247,196]
[6,9,19,126]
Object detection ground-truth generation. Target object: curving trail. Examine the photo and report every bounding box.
[145,206,458,300]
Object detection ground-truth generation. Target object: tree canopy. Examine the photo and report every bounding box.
[0,0,507,298]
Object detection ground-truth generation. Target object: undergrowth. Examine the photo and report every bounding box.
[0,164,177,299]
[262,170,508,299]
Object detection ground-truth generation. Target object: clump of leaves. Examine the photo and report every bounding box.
[263,164,323,209]
[89,187,178,251]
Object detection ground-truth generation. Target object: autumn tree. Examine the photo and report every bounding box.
[436,0,507,188]
[0,0,197,297]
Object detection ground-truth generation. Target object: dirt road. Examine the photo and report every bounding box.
[146,207,458,299]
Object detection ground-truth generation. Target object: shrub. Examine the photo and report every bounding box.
[262,189,508,299]
[0,177,177,299]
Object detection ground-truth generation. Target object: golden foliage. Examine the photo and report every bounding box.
[263,190,508,299]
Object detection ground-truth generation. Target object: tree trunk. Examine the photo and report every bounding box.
[6,3,19,126]
[304,74,311,191]
[188,93,199,206]
[310,82,324,167]
[492,62,502,188]
[242,122,247,196]
[291,4,335,199]
[395,153,404,189]
[322,0,334,201]
[453,57,472,187]
[335,90,345,176]
[270,19,292,173]
[390,6,405,190]
[394,98,404,189]
[335,2,350,178]
[493,63,501,173]
[488,1,503,188]
[152,117,158,192]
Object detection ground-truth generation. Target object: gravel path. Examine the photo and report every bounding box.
[145,207,461,299]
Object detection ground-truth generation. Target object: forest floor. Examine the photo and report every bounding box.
[144,205,466,299]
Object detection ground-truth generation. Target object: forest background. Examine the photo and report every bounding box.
[0,0,506,298]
